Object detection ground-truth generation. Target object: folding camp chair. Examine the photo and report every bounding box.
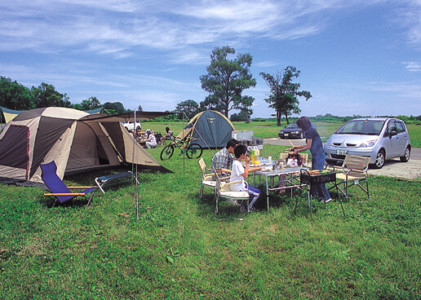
[328,155,370,200]
[198,158,216,199]
[198,158,229,199]
[279,151,309,186]
[95,171,138,193]
[214,169,250,214]
[40,161,98,207]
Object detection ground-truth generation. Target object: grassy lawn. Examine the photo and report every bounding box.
[0,141,420,298]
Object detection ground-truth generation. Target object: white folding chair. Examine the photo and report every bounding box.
[329,155,370,200]
[214,170,250,214]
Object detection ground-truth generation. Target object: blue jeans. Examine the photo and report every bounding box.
[311,153,331,200]
[245,182,260,210]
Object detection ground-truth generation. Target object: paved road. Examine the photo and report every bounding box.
[264,138,421,180]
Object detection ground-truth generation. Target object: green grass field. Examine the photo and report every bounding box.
[0,121,420,298]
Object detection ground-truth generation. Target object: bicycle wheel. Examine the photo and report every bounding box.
[160,145,175,160]
[186,143,203,159]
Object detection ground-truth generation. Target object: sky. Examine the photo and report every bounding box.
[0,0,420,118]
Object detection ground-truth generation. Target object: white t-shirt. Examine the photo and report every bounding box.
[148,133,157,146]
[287,158,298,167]
[230,160,246,191]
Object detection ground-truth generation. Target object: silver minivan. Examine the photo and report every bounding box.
[324,118,411,168]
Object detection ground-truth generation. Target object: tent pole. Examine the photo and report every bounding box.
[182,113,186,176]
[133,110,139,220]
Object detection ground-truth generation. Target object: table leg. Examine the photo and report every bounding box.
[266,176,270,212]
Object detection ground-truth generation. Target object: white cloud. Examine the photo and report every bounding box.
[394,0,421,47]
[0,0,383,58]
[366,81,421,98]
[403,61,421,72]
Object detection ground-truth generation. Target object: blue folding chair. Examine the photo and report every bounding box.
[40,161,98,207]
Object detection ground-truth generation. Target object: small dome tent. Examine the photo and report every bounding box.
[0,106,24,124]
[177,110,235,148]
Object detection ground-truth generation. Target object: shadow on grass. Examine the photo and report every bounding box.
[38,195,91,208]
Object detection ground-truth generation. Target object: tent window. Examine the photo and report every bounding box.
[0,125,29,169]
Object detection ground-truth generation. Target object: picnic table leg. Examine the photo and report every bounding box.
[289,173,293,198]
[266,176,270,212]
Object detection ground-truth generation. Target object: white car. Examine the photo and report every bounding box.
[122,121,141,131]
[324,118,411,168]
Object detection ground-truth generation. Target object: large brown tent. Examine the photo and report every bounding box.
[0,107,167,184]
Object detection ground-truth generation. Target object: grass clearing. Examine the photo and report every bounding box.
[1,121,420,298]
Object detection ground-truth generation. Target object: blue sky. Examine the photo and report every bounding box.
[1,0,420,118]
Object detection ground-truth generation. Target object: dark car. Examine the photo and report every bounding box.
[278,122,304,139]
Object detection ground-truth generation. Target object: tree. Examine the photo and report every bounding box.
[175,99,199,120]
[31,82,71,108]
[137,105,143,112]
[0,76,35,110]
[80,97,101,110]
[103,102,127,114]
[200,46,256,118]
[260,66,311,126]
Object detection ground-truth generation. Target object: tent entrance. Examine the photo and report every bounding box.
[0,125,30,178]
[67,122,110,172]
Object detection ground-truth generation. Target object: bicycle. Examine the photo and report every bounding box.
[160,136,203,160]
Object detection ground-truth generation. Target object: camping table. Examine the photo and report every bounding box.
[255,166,308,212]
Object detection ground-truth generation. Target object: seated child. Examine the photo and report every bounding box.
[286,153,302,167]
[230,144,261,212]
[145,129,157,149]
[279,153,303,193]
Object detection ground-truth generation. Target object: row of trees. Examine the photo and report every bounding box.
[0,76,132,115]
[1,46,311,125]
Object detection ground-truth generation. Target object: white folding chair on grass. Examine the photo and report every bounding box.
[328,155,370,200]
[198,158,229,199]
[198,158,217,199]
[214,169,250,214]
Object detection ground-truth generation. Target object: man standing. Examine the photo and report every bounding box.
[211,139,239,174]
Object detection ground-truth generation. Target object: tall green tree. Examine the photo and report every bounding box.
[0,77,35,110]
[260,66,311,126]
[103,102,127,114]
[175,99,199,120]
[200,46,256,118]
[81,97,101,110]
[73,97,101,111]
[31,82,71,108]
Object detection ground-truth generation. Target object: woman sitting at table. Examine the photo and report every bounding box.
[291,117,331,203]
